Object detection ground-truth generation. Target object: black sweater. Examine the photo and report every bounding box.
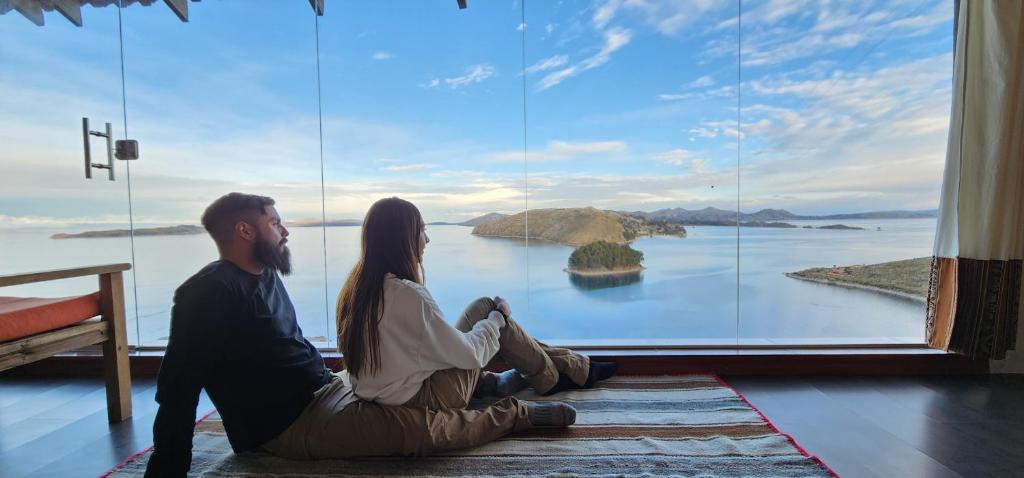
[144,261,331,477]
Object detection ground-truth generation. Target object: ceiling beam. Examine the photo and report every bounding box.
[163,0,188,22]
[11,0,44,26]
[52,0,82,26]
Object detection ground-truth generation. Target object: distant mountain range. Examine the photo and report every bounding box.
[440,207,937,229]
[51,225,204,239]
[50,207,933,240]
[472,208,685,247]
[428,213,510,227]
[626,207,938,225]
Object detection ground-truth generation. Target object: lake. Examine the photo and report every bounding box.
[0,218,936,347]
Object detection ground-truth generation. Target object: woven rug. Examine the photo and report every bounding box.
[106,375,835,477]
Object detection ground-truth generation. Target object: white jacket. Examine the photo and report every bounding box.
[348,273,505,405]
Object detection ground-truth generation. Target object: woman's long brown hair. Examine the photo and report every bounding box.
[336,197,424,377]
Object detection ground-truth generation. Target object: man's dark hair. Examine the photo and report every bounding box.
[201,193,275,246]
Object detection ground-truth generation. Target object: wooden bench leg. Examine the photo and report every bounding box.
[100,271,132,422]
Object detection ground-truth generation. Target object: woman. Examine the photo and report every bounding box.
[336,197,616,451]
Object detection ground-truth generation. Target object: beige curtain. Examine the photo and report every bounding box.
[927,0,1024,360]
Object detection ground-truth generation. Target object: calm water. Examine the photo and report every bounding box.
[0,219,935,346]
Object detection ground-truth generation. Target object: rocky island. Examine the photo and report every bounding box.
[566,241,645,276]
[471,207,686,247]
[51,225,204,239]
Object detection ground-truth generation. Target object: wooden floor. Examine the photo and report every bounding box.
[0,374,1021,477]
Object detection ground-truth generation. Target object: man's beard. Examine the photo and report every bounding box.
[254,235,292,276]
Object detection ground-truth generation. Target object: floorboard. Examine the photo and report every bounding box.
[0,374,1021,477]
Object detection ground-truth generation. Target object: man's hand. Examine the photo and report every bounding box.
[494,296,512,320]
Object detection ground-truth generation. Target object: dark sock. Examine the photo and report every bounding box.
[526,401,576,427]
[542,361,618,396]
[476,369,529,398]
[492,369,528,397]
[585,361,618,387]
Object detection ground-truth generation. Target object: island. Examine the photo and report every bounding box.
[472,207,686,247]
[50,225,204,239]
[740,221,798,228]
[816,224,865,230]
[428,212,509,227]
[566,241,645,276]
[629,206,936,223]
[786,257,930,302]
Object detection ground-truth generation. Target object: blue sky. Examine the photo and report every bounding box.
[0,0,953,226]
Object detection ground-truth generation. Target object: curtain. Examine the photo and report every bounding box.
[928,0,1024,360]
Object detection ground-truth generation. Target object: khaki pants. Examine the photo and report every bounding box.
[452,296,590,394]
[263,297,588,459]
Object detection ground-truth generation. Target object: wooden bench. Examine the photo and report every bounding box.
[0,263,133,422]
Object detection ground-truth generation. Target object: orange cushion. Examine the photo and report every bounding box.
[0,292,101,343]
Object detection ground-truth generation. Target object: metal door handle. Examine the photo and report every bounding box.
[83,117,114,181]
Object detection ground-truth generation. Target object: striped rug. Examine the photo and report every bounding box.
[106,375,836,477]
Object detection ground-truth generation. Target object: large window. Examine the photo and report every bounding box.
[0,0,952,348]
[0,5,133,332]
[737,0,952,345]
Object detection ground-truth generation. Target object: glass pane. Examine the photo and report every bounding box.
[318,1,526,347]
[0,5,135,339]
[737,0,954,345]
[521,0,741,345]
[119,2,327,347]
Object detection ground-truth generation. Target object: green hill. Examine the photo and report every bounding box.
[568,241,644,274]
[787,257,930,299]
[471,207,685,246]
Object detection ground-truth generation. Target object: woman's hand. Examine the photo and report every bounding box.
[494,296,512,319]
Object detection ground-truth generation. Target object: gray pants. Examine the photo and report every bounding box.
[263,297,589,459]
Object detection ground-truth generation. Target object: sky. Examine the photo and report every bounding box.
[0,0,954,227]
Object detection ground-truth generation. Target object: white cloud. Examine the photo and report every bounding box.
[713,16,738,31]
[747,54,951,119]
[592,0,623,29]
[538,67,578,90]
[516,22,527,31]
[580,27,631,69]
[538,27,631,90]
[548,140,626,155]
[603,0,723,36]
[652,149,694,166]
[418,78,441,89]
[445,64,496,89]
[726,1,951,67]
[687,75,716,88]
[491,140,627,162]
[372,51,394,60]
[750,0,813,25]
[524,55,569,74]
[658,93,697,101]
[688,127,718,140]
[657,85,733,102]
[382,163,438,173]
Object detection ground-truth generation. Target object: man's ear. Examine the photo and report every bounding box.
[235,221,256,242]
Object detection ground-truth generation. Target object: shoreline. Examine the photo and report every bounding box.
[784,273,926,304]
[565,266,645,277]
[472,233,606,247]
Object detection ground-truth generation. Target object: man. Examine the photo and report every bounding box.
[145,193,576,477]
